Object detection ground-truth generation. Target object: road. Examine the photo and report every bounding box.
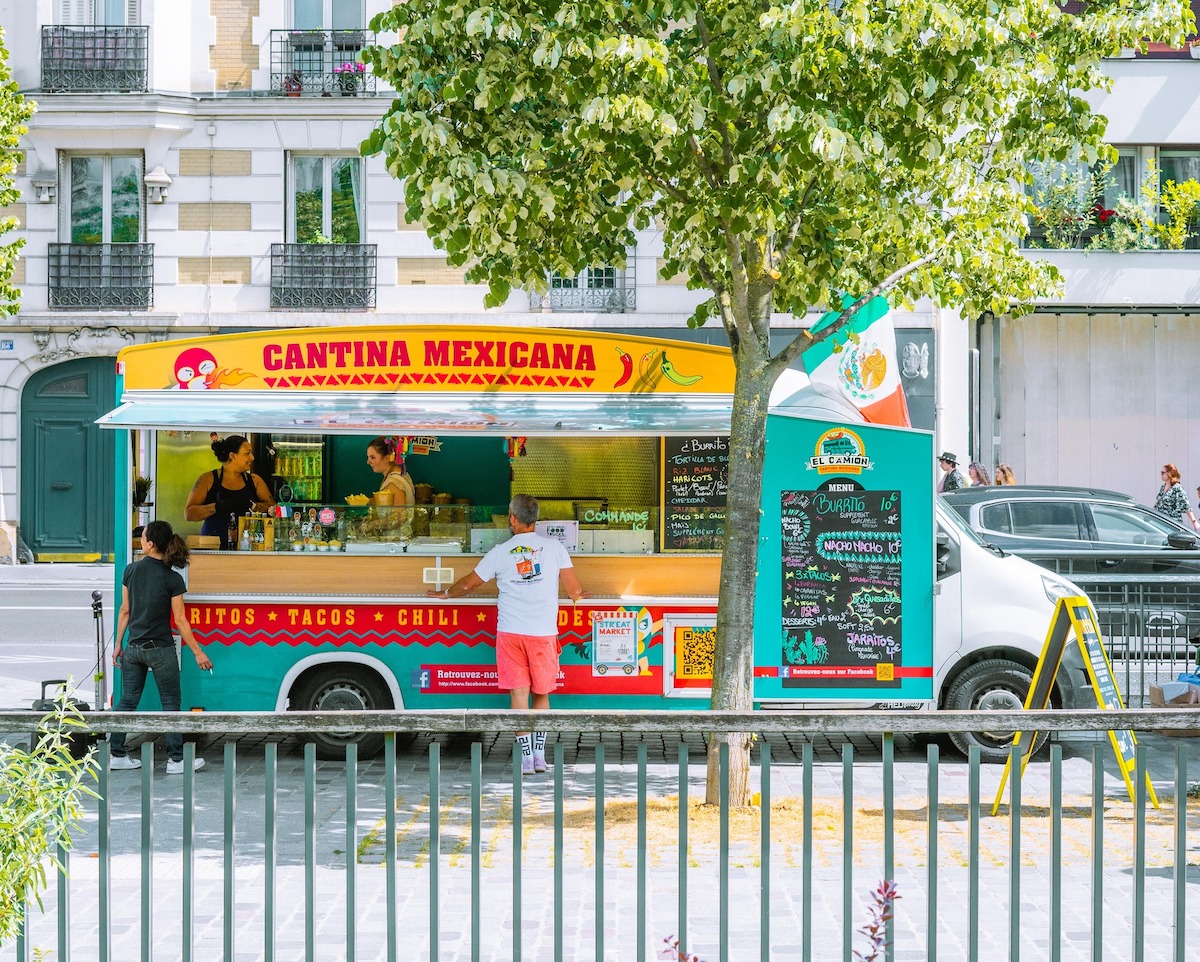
[0,563,114,710]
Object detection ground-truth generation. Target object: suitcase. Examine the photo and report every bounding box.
[31,678,95,759]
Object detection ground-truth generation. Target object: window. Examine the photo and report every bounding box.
[1091,504,1177,547]
[1158,150,1200,187]
[57,0,140,24]
[62,154,142,243]
[288,155,363,244]
[293,0,362,29]
[978,503,1012,534]
[1007,502,1082,541]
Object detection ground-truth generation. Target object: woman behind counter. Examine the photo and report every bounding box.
[185,434,275,548]
[363,436,415,539]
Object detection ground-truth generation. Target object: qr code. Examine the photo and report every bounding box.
[679,627,716,679]
[875,662,895,682]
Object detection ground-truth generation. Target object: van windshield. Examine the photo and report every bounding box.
[937,496,987,547]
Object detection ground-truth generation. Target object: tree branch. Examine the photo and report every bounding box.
[767,238,955,376]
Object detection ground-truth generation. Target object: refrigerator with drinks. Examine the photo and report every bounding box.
[259,433,326,503]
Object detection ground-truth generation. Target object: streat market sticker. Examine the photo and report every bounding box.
[807,427,872,475]
[592,610,638,676]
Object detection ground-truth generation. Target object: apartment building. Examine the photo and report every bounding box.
[0,0,953,560]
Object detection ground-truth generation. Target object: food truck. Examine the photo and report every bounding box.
[101,325,1089,761]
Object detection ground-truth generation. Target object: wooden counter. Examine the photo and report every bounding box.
[188,552,722,598]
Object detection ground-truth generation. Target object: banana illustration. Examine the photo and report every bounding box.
[660,352,702,386]
[638,349,663,388]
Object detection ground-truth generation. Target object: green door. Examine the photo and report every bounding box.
[20,357,117,561]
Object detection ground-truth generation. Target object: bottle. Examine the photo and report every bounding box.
[239,525,251,552]
[227,513,237,550]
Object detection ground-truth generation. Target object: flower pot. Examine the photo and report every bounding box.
[339,87,358,97]
[1190,44,1200,60]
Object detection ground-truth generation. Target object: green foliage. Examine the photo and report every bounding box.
[1086,197,1157,252]
[0,695,98,947]
[1153,179,1200,251]
[783,629,828,666]
[0,27,35,316]
[1028,162,1110,251]
[363,0,1191,330]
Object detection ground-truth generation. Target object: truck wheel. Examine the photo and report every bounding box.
[944,659,1047,764]
[290,668,393,760]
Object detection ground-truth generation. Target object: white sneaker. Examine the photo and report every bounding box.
[166,757,205,775]
[532,752,547,773]
[109,754,141,770]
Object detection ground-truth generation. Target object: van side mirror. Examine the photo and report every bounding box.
[1167,532,1199,550]
[936,531,951,575]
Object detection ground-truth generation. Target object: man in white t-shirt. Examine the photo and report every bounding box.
[428,494,587,775]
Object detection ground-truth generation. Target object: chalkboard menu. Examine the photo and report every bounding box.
[661,436,729,551]
[779,485,903,689]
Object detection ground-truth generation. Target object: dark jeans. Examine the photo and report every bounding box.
[110,642,183,762]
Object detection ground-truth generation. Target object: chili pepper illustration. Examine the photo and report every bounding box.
[613,347,634,388]
[638,349,663,388]
[660,352,703,386]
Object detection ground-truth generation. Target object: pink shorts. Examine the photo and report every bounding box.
[496,632,561,694]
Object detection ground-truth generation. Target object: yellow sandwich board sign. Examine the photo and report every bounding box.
[992,596,1157,815]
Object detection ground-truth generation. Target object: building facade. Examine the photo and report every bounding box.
[0,0,960,560]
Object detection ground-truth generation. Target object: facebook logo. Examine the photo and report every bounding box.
[414,669,431,690]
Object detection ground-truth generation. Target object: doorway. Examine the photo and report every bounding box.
[20,357,116,561]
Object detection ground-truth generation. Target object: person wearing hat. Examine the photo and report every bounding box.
[937,452,965,492]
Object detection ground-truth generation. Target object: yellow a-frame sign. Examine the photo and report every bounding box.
[992,596,1158,815]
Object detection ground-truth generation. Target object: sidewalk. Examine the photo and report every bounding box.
[0,561,113,586]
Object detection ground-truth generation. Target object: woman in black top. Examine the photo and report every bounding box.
[110,520,212,773]
[185,435,275,548]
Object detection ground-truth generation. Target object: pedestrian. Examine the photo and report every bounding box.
[936,452,965,492]
[995,463,1017,485]
[1154,463,1199,530]
[110,519,211,773]
[427,494,587,775]
[968,462,991,486]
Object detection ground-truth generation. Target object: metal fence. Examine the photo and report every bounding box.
[47,243,154,310]
[1015,558,1200,708]
[2,709,1200,962]
[269,243,377,310]
[41,26,149,93]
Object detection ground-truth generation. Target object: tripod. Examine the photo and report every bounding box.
[92,589,109,709]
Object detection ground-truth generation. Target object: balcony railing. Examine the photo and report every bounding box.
[41,26,149,93]
[529,263,637,312]
[270,243,377,310]
[47,243,154,310]
[269,29,377,97]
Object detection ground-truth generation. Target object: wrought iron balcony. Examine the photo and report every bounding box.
[48,243,154,310]
[529,264,637,312]
[269,30,377,97]
[41,26,149,93]
[270,243,377,310]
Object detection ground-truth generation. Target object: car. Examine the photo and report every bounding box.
[941,486,1200,675]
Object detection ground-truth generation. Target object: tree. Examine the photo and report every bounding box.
[0,699,97,946]
[363,0,1192,804]
[0,26,35,316]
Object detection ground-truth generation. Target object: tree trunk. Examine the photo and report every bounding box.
[705,335,773,806]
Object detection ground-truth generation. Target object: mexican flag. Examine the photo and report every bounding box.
[801,295,912,427]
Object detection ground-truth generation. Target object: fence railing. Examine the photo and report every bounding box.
[40,25,149,93]
[47,242,154,310]
[2,709,1200,962]
[269,242,377,310]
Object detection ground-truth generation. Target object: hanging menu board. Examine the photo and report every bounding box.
[780,485,903,689]
[661,436,729,551]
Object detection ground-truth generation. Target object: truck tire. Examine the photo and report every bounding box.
[944,659,1047,764]
[290,668,393,760]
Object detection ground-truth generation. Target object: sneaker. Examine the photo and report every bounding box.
[532,752,547,773]
[520,754,535,777]
[166,757,206,775]
[109,754,141,770]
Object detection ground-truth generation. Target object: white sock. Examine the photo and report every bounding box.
[517,733,533,758]
[533,731,546,755]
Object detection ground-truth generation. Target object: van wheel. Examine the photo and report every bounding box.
[944,659,1047,764]
[290,668,393,760]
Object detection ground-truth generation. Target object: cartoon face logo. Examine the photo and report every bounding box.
[169,348,256,390]
[173,348,218,390]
